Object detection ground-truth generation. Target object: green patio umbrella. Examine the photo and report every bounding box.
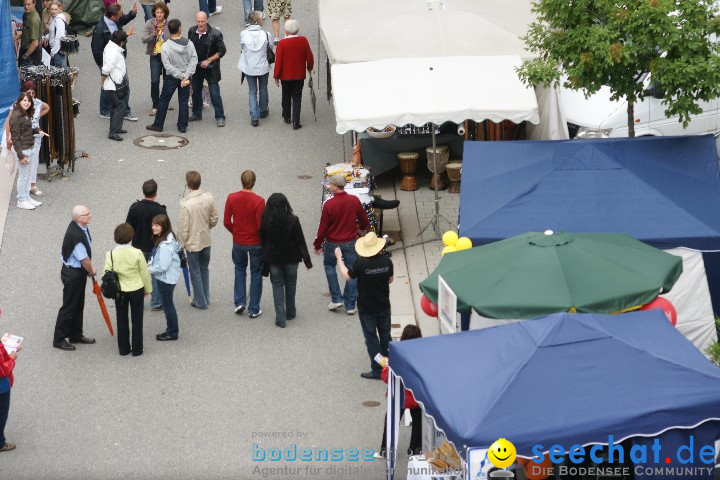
[419,231,683,319]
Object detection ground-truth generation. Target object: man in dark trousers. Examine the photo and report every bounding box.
[188,11,226,127]
[335,232,393,380]
[18,0,42,66]
[313,174,369,315]
[146,19,198,133]
[126,179,167,311]
[91,3,138,121]
[53,206,98,351]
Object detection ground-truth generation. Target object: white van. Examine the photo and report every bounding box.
[560,81,719,139]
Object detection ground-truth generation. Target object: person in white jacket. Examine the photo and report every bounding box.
[238,11,271,127]
[48,0,66,67]
[148,214,182,341]
[100,30,128,141]
[146,18,198,134]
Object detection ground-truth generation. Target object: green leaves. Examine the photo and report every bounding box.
[517,0,720,136]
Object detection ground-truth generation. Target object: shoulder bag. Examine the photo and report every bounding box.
[266,32,275,64]
[101,251,121,300]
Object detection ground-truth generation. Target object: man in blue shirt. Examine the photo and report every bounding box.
[53,206,98,351]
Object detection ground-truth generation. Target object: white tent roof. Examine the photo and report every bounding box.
[331,55,540,134]
[318,0,535,64]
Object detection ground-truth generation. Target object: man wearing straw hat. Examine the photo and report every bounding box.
[334,232,393,380]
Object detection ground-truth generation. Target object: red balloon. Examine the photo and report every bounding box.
[420,294,439,317]
[640,297,677,326]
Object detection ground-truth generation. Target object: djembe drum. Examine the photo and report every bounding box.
[397,151,420,191]
[446,162,462,193]
[426,145,449,190]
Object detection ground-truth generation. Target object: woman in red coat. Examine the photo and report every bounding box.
[378,325,423,457]
[273,19,313,130]
[0,325,21,453]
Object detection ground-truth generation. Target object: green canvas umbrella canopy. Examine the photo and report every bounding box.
[419,232,683,319]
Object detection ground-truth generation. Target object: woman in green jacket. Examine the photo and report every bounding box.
[104,223,152,356]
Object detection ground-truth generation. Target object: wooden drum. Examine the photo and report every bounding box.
[446,162,462,194]
[397,151,420,191]
[426,145,449,191]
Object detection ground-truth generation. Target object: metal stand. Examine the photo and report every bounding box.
[409,125,453,247]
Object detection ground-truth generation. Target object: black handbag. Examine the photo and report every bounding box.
[266,32,275,64]
[101,251,121,300]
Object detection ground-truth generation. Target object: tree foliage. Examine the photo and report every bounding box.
[517,0,720,136]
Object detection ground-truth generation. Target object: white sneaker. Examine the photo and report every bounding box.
[346,308,357,315]
[100,114,110,119]
[234,305,246,314]
[124,114,139,122]
[328,301,344,311]
[17,200,35,210]
[28,198,42,207]
[209,5,222,16]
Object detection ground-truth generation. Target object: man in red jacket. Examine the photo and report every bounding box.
[224,170,266,318]
[273,19,313,130]
[314,174,369,314]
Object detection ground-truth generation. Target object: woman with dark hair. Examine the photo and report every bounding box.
[260,193,312,328]
[104,223,152,356]
[142,2,170,116]
[9,92,47,210]
[148,214,181,341]
[19,81,49,197]
[378,324,423,457]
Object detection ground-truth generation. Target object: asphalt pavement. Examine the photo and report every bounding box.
[0,0,414,478]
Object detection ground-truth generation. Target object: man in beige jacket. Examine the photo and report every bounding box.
[177,170,218,309]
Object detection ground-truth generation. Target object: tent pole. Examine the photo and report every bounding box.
[408,123,453,247]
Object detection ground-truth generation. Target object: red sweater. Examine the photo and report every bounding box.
[224,191,265,246]
[313,191,369,250]
[0,346,15,390]
[273,35,314,81]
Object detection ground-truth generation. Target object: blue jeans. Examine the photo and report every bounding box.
[187,246,211,309]
[246,73,269,121]
[199,0,217,15]
[191,70,225,120]
[152,75,190,131]
[149,55,165,108]
[0,390,9,446]
[269,263,298,326]
[15,149,32,202]
[141,3,153,21]
[323,241,357,309]
[359,307,391,374]
[143,252,161,308]
[100,74,131,116]
[52,53,67,67]
[243,0,264,22]
[156,280,179,336]
[232,244,263,314]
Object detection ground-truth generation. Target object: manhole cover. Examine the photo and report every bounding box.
[297,175,313,180]
[134,134,189,150]
[362,401,381,407]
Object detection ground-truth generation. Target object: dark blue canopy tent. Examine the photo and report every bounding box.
[457,135,720,345]
[1,0,20,126]
[388,311,720,478]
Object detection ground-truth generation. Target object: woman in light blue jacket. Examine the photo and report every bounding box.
[237,10,272,126]
[148,214,182,341]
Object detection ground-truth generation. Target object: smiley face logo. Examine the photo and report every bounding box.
[488,438,516,468]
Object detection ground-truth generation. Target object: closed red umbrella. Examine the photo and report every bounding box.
[91,277,114,336]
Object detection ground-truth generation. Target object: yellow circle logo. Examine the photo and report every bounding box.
[488,438,516,468]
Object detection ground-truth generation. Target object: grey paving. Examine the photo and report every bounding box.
[0,1,418,478]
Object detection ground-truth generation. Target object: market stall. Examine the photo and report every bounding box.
[0,0,19,126]
[20,65,79,175]
[457,135,720,351]
[387,310,720,479]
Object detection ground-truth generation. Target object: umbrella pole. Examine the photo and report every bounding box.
[408,125,453,246]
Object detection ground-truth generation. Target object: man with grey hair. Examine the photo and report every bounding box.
[273,18,314,130]
[53,206,98,351]
[188,11,227,127]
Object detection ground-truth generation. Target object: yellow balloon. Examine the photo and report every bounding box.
[442,231,459,247]
[455,237,473,250]
[441,245,457,256]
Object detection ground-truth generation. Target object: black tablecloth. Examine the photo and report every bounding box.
[359,134,465,176]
